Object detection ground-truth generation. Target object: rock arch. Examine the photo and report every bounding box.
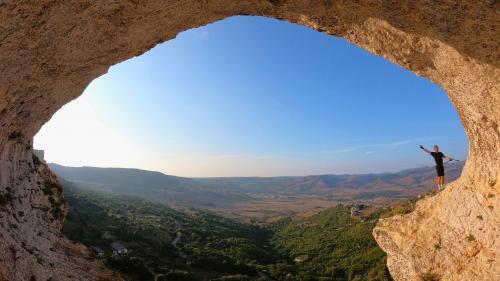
[0,1,498,280]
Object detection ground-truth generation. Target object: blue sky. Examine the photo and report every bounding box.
[34,16,468,177]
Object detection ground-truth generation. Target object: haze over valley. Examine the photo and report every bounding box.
[51,162,463,222]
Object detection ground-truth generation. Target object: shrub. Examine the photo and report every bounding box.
[419,271,440,281]
[42,183,54,196]
[8,131,24,142]
[466,234,475,242]
[393,201,415,215]
[0,192,15,207]
[433,239,441,250]
[211,274,252,281]
[380,200,415,218]
[42,181,63,196]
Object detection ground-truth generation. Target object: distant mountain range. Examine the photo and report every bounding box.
[50,162,464,208]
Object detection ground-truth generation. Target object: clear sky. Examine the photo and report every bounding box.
[34,16,468,177]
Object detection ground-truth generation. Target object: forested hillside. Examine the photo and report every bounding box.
[63,182,394,281]
[271,208,391,280]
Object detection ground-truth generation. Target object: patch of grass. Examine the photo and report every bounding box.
[8,131,24,143]
[419,271,440,281]
[393,201,415,214]
[476,215,483,220]
[466,234,476,242]
[487,193,494,198]
[380,200,416,218]
[487,205,494,210]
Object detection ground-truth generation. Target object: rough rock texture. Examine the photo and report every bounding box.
[0,141,124,280]
[0,1,498,280]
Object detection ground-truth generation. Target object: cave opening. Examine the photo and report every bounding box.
[1,2,497,280]
[34,16,468,178]
[29,17,470,280]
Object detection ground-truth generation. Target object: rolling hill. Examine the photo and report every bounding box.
[50,162,463,208]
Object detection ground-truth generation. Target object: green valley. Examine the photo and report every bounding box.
[63,181,394,281]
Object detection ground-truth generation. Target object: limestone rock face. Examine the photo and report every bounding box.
[0,1,498,280]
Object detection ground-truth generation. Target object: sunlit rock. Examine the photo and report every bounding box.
[0,1,498,280]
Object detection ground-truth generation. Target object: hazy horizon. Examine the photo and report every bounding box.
[47,160,465,179]
[34,16,468,177]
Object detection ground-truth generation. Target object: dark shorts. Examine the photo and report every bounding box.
[436,165,445,177]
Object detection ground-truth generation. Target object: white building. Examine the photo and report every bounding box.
[110,242,128,256]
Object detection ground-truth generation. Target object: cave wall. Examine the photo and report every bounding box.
[0,1,498,280]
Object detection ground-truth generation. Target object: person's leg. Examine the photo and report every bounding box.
[436,177,440,190]
[437,166,445,190]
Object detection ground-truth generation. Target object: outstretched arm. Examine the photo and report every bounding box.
[419,145,432,154]
[443,154,455,161]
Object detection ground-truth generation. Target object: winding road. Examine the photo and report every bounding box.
[171,220,187,258]
[171,220,182,248]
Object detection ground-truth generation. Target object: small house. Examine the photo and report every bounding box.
[350,203,367,217]
[110,242,128,256]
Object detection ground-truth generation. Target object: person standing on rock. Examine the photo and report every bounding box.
[419,145,455,191]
